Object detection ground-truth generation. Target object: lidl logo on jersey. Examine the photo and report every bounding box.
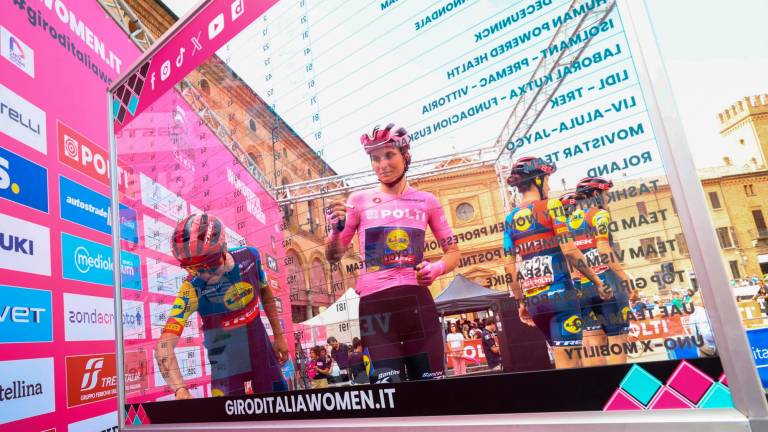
[63,293,116,341]
[0,357,55,424]
[0,146,47,212]
[0,285,52,343]
[59,176,138,243]
[65,353,117,408]
[68,411,118,432]
[61,233,142,290]
[0,212,51,276]
[0,26,34,77]
[0,83,46,154]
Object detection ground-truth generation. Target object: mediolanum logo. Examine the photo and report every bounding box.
[59,176,137,243]
[0,212,51,276]
[61,232,142,290]
[65,353,117,408]
[0,146,48,213]
[0,357,55,424]
[0,83,46,154]
[0,285,52,344]
[0,26,35,77]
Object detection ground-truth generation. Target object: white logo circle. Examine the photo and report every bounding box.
[74,246,91,273]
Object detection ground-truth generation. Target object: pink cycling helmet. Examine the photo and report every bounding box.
[360,123,411,154]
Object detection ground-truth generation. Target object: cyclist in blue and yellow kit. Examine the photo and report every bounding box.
[503,157,609,369]
[561,177,636,366]
[155,213,288,399]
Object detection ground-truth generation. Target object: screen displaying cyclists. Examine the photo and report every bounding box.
[109,0,731,416]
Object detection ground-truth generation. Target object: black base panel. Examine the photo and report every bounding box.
[128,357,724,424]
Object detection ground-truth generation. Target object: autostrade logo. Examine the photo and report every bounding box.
[59,176,138,243]
[0,285,52,344]
[0,146,48,213]
[61,232,141,290]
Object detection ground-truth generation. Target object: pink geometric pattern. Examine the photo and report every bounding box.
[666,361,713,405]
[604,361,733,411]
[604,389,645,411]
[648,387,695,410]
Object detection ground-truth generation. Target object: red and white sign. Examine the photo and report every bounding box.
[57,121,134,195]
[445,339,487,368]
[65,353,117,407]
[124,350,149,396]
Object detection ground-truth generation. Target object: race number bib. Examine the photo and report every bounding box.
[519,255,554,293]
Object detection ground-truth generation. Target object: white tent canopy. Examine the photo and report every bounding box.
[299,288,360,345]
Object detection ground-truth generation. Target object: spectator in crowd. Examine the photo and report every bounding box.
[348,337,367,383]
[461,324,471,340]
[481,318,502,371]
[307,347,318,382]
[469,323,482,339]
[327,336,350,381]
[446,322,467,376]
[753,280,768,316]
[688,293,716,357]
[312,346,332,389]
[671,291,684,309]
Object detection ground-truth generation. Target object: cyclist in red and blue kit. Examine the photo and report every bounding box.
[561,177,636,366]
[155,213,288,399]
[503,157,609,369]
[325,123,460,382]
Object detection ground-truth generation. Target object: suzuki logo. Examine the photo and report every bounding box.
[0,232,34,254]
[80,357,104,391]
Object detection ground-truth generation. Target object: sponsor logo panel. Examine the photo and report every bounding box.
[125,350,149,396]
[0,212,51,276]
[0,357,55,424]
[140,173,188,221]
[0,285,52,343]
[0,83,46,154]
[57,121,134,194]
[65,353,117,408]
[142,214,174,256]
[67,411,118,432]
[61,232,142,290]
[123,299,146,340]
[63,293,115,341]
[59,176,138,243]
[0,26,34,77]
[0,146,48,212]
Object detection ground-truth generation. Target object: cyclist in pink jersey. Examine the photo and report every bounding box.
[325,123,460,382]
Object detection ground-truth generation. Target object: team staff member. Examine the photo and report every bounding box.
[503,157,609,369]
[156,213,288,399]
[561,177,636,366]
[325,123,460,382]
[481,318,502,371]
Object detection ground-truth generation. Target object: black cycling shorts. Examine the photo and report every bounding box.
[359,285,445,382]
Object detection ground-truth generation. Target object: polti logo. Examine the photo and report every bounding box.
[61,233,142,290]
[0,26,34,77]
[65,353,117,407]
[0,83,46,154]
[57,121,134,194]
[0,146,48,212]
[0,358,55,424]
[0,212,51,276]
[0,285,52,344]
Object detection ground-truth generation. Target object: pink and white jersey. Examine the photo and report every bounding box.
[336,186,454,297]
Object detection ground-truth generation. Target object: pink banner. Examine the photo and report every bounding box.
[0,0,140,430]
[111,0,279,130]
